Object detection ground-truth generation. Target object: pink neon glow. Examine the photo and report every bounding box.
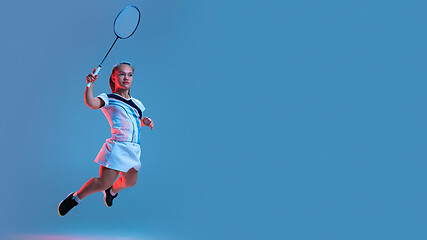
[9,234,144,240]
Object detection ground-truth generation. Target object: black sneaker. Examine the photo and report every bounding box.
[58,192,78,216]
[103,187,118,207]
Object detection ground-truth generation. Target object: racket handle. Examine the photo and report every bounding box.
[86,66,102,87]
[94,66,101,75]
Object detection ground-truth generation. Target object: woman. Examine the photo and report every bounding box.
[58,62,153,216]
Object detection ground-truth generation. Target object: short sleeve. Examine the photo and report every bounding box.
[97,93,109,107]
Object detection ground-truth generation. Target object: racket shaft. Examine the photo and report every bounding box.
[100,37,119,66]
[87,25,121,88]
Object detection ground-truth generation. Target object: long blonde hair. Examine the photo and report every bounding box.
[109,62,135,94]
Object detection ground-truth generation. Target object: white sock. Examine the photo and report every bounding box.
[110,188,117,196]
[72,192,81,203]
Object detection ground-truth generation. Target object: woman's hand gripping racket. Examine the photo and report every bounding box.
[86,68,98,85]
[87,5,141,87]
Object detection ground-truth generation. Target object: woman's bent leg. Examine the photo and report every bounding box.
[76,166,119,200]
[112,168,138,194]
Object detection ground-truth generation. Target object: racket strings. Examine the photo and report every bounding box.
[114,6,140,39]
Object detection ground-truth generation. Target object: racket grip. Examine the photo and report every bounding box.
[94,66,101,75]
[86,66,102,87]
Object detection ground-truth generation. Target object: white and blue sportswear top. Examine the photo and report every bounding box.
[97,93,145,144]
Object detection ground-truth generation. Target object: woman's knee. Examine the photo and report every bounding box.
[95,177,114,190]
[124,177,137,188]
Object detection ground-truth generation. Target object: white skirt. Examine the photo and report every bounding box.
[94,139,141,172]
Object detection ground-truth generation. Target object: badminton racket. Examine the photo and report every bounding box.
[87,5,141,87]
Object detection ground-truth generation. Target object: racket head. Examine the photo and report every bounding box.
[114,5,141,39]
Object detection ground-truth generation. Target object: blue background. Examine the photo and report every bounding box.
[1,0,427,239]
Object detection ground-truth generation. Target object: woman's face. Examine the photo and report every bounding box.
[113,64,133,90]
